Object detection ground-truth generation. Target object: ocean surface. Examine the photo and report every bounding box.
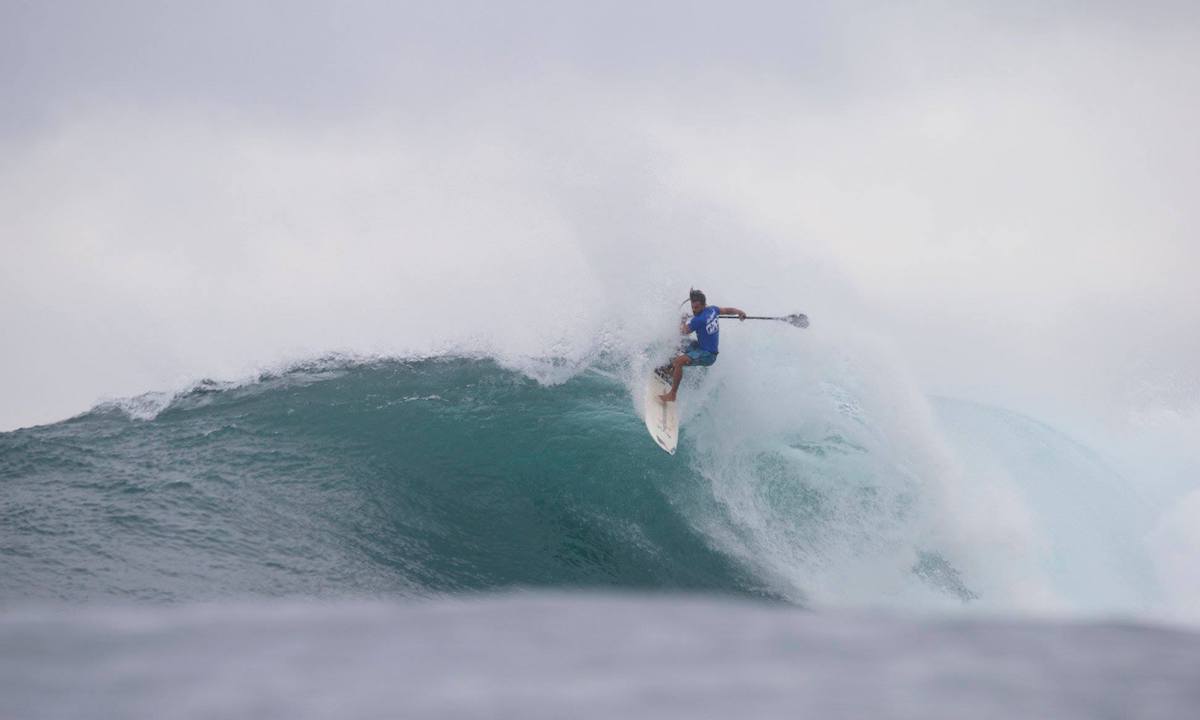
[3,355,1197,717]
[5,594,1199,720]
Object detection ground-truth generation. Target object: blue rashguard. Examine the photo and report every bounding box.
[685,306,720,366]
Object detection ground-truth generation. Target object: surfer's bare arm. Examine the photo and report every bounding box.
[720,306,748,320]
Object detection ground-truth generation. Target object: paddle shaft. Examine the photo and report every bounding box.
[717,312,809,328]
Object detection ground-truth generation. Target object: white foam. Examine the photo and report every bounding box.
[655,322,1130,615]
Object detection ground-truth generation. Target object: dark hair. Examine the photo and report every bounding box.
[689,289,706,305]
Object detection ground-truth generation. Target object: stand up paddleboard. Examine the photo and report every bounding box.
[644,369,679,454]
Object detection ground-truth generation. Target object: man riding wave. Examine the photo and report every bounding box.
[657,289,746,402]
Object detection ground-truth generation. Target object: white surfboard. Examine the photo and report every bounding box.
[644,372,679,454]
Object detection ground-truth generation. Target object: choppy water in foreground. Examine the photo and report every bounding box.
[4,593,1198,720]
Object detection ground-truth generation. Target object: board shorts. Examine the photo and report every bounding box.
[683,341,718,367]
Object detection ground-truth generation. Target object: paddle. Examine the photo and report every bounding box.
[719,313,809,329]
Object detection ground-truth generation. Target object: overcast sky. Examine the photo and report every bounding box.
[2,0,1199,435]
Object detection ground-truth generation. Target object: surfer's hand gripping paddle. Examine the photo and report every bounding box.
[719,313,810,329]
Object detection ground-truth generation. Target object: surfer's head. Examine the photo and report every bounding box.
[689,289,706,314]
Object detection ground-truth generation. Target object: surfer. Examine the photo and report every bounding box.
[658,289,746,402]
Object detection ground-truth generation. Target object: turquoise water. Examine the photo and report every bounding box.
[0,354,1157,611]
[1,358,769,602]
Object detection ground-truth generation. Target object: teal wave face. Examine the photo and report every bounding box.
[8,353,1151,612]
[0,358,771,602]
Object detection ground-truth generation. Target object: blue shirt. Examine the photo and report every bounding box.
[688,306,720,353]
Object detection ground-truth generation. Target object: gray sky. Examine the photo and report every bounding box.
[3,0,1199,434]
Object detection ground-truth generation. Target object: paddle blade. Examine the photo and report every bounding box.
[785,313,809,329]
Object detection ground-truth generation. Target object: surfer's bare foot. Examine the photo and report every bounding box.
[658,392,676,403]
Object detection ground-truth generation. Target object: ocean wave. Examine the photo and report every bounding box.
[0,354,1161,617]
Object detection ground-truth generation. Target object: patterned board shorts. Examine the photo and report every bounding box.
[683,342,718,367]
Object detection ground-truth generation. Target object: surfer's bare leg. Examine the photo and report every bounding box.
[659,355,690,402]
